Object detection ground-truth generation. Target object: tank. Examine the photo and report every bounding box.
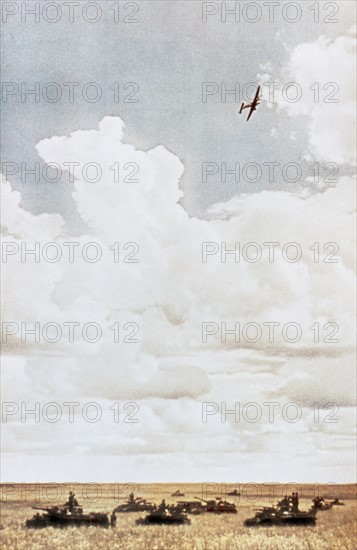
[227,490,241,496]
[25,505,109,529]
[176,500,206,514]
[311,497,333,511]
[136,499,191,525]
[331,499,345,506]
[244,505,317,527]
[171,490,185,497]
[113,492,156,513]
[195,496,237,514]
[136,508,191,525]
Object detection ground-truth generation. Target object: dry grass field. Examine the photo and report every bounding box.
[1,483,356,550]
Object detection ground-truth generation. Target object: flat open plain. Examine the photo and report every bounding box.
[1,483,356,550]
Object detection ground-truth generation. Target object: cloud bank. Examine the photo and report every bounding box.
[1,29,356,482]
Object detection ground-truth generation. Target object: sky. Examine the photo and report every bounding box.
[1,1,356,483]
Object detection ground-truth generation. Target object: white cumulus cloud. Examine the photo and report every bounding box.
[1,115,355,482]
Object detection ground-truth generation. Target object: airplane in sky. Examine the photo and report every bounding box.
[239,86,261,121]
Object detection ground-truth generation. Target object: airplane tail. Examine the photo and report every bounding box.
[239,102,245,114]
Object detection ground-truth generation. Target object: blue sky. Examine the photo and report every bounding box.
[1,1,354,229]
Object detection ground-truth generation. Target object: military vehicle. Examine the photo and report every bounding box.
[195,496,237,514]
[25,505,109,529]
[171,490,185,497]
[331,498,345,506]
[136,508,191,525]
[113,492,156,513]
[227,489,241,496]
[244,505,317,527]
[176,500,206,514]
[311,497,333,511]
[136,510,191,525]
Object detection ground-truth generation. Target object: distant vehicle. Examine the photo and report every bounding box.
[25,505,109,529]
[171,490,185,497]
[331,498,345,506]
[239,85,261,121]
[227,490,241,496]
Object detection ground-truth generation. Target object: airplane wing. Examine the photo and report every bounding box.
[246,86,261,121]
[253,85,261,103]
[246,105,256,121]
